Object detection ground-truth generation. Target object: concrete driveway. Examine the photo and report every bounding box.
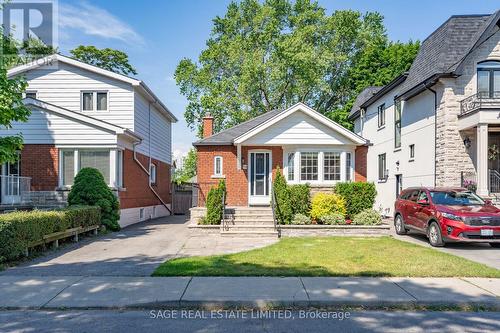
[1,215,191,277]
[0,215,278,277]
[388,222,500,270]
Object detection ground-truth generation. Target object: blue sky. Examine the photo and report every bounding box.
[55,0,500,161]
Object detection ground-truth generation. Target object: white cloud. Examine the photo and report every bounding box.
[59,1,144,45]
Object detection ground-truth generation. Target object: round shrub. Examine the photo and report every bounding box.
[320,212,345,225]
[310,193,346,220]
[68,167,120,231]
[352,209,382,225]
[292,213,311,225]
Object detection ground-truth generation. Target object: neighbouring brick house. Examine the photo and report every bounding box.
[194,102,369,207]
[1,54,177,227]
[350,11,500,215]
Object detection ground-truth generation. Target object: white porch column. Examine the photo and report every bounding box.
[236,144,242,170]
[477,123,489,196]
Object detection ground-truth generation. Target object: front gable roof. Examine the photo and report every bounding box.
[194,102,367,146]
[8,54,178,122]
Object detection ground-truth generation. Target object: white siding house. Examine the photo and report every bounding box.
[2,54,177,227]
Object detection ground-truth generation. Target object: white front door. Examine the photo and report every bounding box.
[248,151,272,206]
[1,160,22,205]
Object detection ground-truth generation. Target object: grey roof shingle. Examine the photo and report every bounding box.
[399,13,497,96]
[349,86,382,119]
[193,109,283,146]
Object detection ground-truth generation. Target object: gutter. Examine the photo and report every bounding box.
[424,84,438,187]
[132,100,172,216]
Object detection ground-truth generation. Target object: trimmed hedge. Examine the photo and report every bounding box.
[289,184,310,216]
[273,167,293,224]
[201,180,226,225]
[68,168,120,231]
[334,182,377,218]
[0,206,101,263]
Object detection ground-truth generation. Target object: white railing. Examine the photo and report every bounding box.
[0,175,31,205]
[489,170,500,194]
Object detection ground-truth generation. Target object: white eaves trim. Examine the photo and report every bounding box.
[23,98,142,141]
[233,102,368,145]
[8,54,178,123]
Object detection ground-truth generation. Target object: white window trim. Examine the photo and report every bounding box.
[58,148,117,188]
[150,163,157,184]
[24,90,37,99]
[212,156,224,178]
[283,148,355,185]
[80,90,109,112]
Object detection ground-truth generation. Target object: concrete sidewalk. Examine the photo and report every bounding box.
[0,276,498,309]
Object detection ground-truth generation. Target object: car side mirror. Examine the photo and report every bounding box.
[417,199,429,205]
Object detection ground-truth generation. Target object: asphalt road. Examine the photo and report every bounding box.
[0,310,499,333]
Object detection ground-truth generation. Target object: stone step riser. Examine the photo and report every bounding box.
[225,217,275,222]
[222,226,276,232]
[221,232,279,238]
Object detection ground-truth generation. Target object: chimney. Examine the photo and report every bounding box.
[202,113,214,138]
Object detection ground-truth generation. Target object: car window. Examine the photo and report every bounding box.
[407,190,420,202]
[399,191,410,200]
[418,191,428,202]
[429,191,484,206]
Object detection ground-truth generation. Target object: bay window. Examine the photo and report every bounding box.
[300,152,318,181]
[324,152,341,181]
[60,149,122,188]
[287,152,295,181]
[286,150,353,183]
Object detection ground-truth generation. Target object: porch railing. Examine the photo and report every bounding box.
[460,92,500,116]
[0,175,32,206]
[489,169,500,194]
[270,187,281,238]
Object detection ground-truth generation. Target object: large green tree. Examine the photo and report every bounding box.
[70,46,137,76]
[176,0,418,135]
[172,149,197,185]
[334,39,419,124]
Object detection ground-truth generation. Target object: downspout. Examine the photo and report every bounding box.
[424,84,438,187]
[132,100,172,215]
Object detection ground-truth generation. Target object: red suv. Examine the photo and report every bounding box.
[394,187,500,247]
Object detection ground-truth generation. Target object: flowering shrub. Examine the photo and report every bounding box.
[320,212,345,225]
[292,213,311,225]
[310,193,346,220]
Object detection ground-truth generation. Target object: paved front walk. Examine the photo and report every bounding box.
[0,276,498,309]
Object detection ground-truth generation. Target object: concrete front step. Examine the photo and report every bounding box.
[226,220,274,225]
[222,225,276,232]
[225,216,275,222]
[220,230,279,238]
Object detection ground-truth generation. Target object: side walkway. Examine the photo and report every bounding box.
[0,276,498,309]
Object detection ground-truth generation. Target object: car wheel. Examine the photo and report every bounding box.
[428,221,444,247]
[490,243,500,248]
[394,214,407,235]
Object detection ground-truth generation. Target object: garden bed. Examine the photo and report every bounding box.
[279,223,390,237]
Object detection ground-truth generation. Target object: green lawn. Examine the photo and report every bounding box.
[153,237,500,277]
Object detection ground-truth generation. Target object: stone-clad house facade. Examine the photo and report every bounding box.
[350,11,500,215]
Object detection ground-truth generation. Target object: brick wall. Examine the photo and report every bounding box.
[196,145,283,206]
[354,146,367,182]
[20,144,59,191]
[118,149,171,209]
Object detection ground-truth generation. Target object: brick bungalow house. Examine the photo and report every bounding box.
[193,102,369,207]
[0,54,177,227]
